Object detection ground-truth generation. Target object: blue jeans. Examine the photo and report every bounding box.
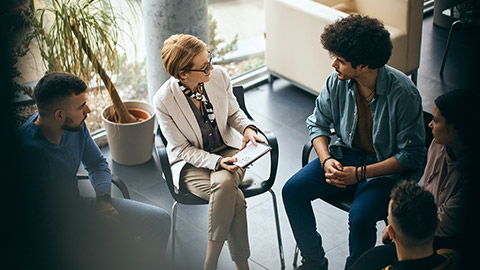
[86,197,171,269]
[282,148,396,268]
[112,198,171,264]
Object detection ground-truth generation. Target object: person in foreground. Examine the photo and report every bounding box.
[350,89,474,269]
[282,15,426,269]
[382,180,459,269]
[17,72,171,269]
[153,34,263,270]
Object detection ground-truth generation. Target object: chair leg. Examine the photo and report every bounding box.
[440,20,464,76]
[269,189,285,269]
[293,244,300,268]
[171,201,179,263]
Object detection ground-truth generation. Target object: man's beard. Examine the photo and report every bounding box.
[62,116,86,132]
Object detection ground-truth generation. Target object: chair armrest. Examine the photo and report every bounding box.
[302,140,315,168]
[255,122,279,190]
[76,174,130,199]
[302,127,336,167]
[76,174,89,180]
[111,175,130,199]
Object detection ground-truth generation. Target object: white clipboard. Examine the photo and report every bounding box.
[232,141,272,168]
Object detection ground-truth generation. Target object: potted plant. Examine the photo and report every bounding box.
[22,0,155,165]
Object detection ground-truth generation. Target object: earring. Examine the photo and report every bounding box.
[180,73,188,82]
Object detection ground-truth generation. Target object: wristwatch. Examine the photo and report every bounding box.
[246,125,258,133]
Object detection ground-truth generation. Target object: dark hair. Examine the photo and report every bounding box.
[390,180,437,245]
[320,14,392,69]
[434,89,477,145]
[34,72,87,117]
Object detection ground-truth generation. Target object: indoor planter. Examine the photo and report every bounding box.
[102,101,155,165]
[21,0,155,164]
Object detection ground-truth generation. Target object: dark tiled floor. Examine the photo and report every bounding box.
[90,14,476,270]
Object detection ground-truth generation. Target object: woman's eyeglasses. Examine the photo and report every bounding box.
[184,51,213,74]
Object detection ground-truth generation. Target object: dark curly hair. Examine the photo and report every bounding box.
[321,14,392,69]
[389,180,438,246]
[34,72,87,117]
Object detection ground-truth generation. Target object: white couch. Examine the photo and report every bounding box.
[265,0,424,94]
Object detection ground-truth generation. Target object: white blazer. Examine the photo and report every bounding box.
[153,66,253,188]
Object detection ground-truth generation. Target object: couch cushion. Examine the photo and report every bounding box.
[332,2,357,14]
[385,25,407,73]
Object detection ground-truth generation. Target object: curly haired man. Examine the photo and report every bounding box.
[282,15,426,269]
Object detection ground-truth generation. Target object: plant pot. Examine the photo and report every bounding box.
[102,100,155,165]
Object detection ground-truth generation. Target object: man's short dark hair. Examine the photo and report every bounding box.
[390,180,438,246]
[320,14,392,69]
[34,72,87,117]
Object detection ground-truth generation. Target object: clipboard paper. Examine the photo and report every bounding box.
[233,142,272,168]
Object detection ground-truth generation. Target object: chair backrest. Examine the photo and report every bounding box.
[233,86,254,120]
[153,125,179,201]
[157,125,169,147]
[154,127,208,204]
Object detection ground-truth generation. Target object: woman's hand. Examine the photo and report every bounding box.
[220,157,241,172]
[241,126,265,150]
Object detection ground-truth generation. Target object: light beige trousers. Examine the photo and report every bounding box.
[179,147,250,261]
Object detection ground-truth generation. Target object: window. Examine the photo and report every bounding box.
[208,0,265,79]
[86,0,147,133]
[86,0,267,134]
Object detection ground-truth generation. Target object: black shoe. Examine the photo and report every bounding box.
[297,258,328,270]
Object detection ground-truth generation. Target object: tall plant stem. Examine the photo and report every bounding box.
[71,22,137,123]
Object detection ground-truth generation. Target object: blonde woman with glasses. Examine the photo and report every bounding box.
[153,34,263,270]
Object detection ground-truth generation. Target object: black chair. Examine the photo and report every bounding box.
[154,86,285,269]
[292,111,433,268]
[77,174,131,199]
[439,1,480,76]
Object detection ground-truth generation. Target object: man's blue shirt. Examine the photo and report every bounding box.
[307,65,426,180]
[18,113,111,195]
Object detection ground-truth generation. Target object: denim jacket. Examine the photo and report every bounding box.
[307,65,426,181]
